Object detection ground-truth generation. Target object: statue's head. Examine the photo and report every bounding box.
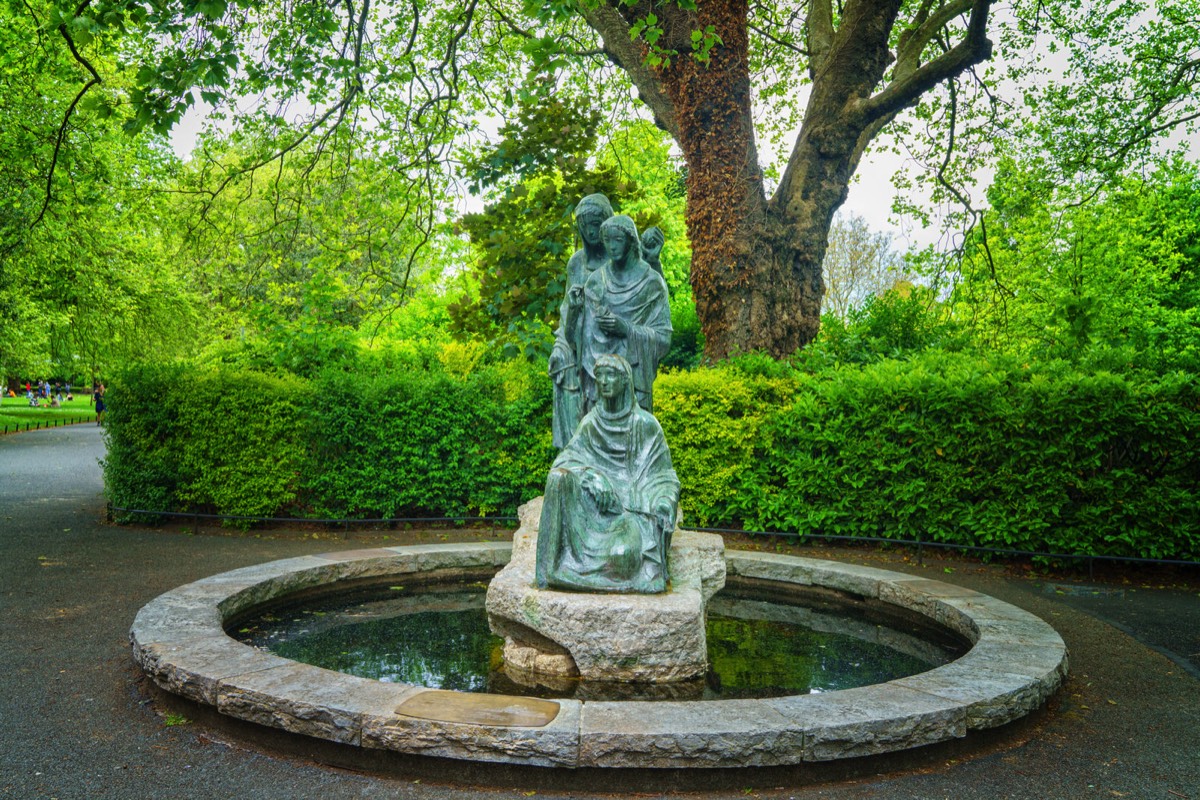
[600,215,641,266]
[593,354,635,411]
[575,194,613,246]
[641,225,664,253]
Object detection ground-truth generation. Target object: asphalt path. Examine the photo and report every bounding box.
[1,424,1198,799]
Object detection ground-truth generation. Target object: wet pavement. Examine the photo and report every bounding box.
[1026,579,1200,679]
[1,424,1198,799]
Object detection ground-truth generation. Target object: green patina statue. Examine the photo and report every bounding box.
[549,199,672,449]
[551,212,672,447]
[640,225,665,279]
[549,194,613,449]
[581,215,672,414]
[536,354,680,593]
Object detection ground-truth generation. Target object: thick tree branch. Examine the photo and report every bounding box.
[853,0,992,126]
[579,2,678,139]
[806,0,834,79]
[897,0,974,65]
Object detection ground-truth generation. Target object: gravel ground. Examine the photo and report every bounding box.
[1,424,1197,800]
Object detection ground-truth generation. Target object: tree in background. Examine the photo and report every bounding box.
[7,0,1200,369]
[447,78,632,360]
[953,157,1200,368]
[161,126,454,375]
[449,78,699,363]
[0,6,202,380]
[821,213,913,322]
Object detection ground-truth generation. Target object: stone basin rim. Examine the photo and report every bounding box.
[129,541,1069,769]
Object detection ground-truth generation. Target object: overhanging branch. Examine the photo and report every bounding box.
[853,0,992,126]
[34,10,101,229]
[579,2,678,139]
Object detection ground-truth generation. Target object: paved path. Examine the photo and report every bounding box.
[1,425,1198,799]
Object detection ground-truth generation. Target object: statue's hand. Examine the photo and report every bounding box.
[567,285,584,309]
[653,499,675,533]
[583,469,617,513]
[548,347,566,382]
[597,312,629,338]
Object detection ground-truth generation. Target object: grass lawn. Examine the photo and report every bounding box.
[0,394,98,433]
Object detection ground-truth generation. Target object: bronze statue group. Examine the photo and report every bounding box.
[536,194,681,595]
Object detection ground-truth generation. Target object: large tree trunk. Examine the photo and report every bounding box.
[652,0,830,359]
[584,0,993,360]
[653,0,813,359]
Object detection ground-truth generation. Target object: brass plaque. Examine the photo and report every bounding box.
[395,690,560,728]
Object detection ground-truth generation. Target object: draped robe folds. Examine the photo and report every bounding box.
[580,262,672,412]
[536,401,681,594]
[549,248,600,449]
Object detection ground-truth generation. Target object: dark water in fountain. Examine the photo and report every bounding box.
[233,582,967,701]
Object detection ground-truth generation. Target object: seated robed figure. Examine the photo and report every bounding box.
[536,354,680,594]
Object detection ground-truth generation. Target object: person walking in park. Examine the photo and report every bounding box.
[93,383,106,425]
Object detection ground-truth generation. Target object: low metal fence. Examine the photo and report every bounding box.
[1,416,95,435]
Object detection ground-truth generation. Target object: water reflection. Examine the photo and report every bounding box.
[233,583,964,701]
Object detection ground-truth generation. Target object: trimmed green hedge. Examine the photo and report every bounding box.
[736,354,1200,561]
[103,352,1200,560]
[104,358,554,523]
[105,363,308,520]
[302,363,553,518]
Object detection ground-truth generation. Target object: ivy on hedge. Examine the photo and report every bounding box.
[103,351,1199,560]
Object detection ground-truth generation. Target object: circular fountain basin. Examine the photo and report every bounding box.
[130,542,1068,768]
[231,580,967,701]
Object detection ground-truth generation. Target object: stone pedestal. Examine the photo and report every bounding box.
[485,497,726,684]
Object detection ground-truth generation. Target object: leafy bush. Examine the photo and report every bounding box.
[174,369,309,518]
[661,298,705,370]
[655,366,795,526]
[104,351,1199,560]
[300,358,552,517]
[795,286,958,370]
[104,364,307,521]
[740,351,1200,560]
[103,362,191,521]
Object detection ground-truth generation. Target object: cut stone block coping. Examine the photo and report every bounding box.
[130,542,1069,769]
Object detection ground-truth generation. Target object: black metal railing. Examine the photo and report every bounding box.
[0,415,94,435]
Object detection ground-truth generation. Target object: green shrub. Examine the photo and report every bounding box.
[104,351,1199,561]
[173,369,309,519]
[300,359,552,517]
[104,364,308,521]
[740,352,1200,560]
[103,362,191,522]
[655,366,796,526]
